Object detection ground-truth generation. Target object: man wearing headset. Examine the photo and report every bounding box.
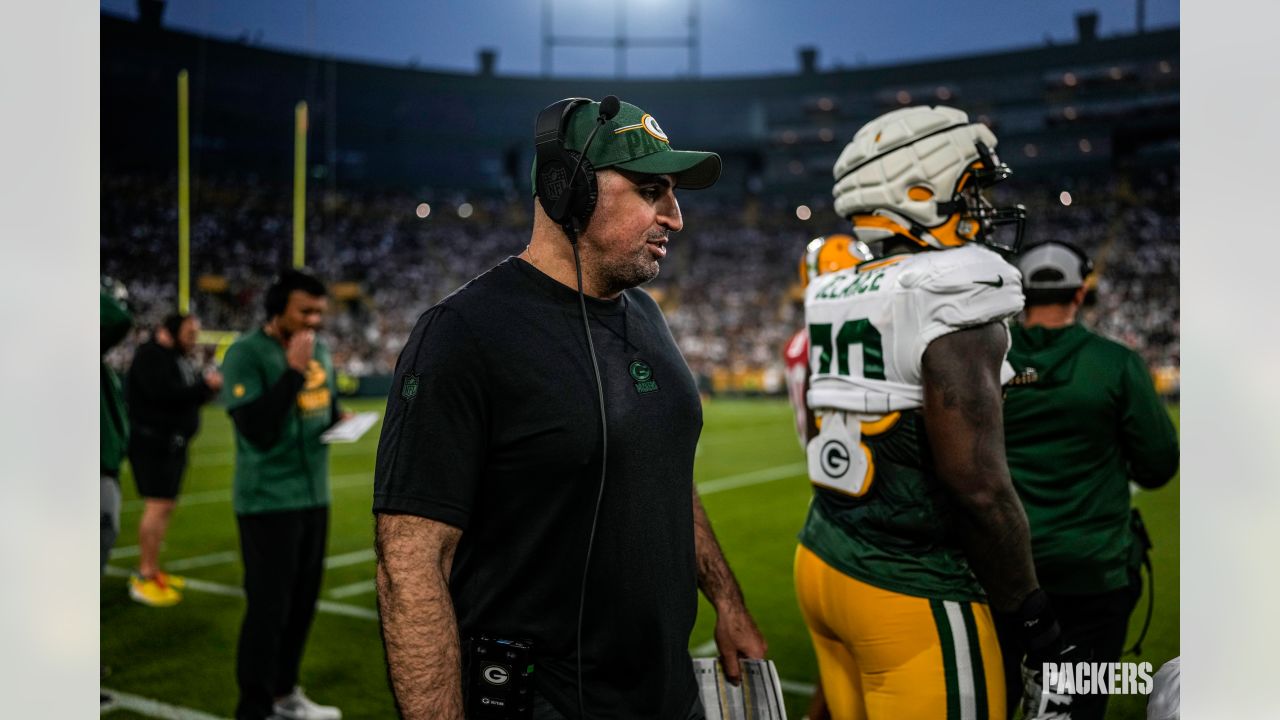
[373,97,767,719]
[221,269,345,720]
[998,242,1179,719]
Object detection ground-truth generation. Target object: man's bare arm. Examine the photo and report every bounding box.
[692,488,767,683]
[375,513,464,719]
[921,322,1037,613]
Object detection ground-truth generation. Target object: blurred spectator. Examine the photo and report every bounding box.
[125,312,223,607]
[100,168,1179,387]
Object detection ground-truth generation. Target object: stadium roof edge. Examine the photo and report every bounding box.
[101,12,1177,86]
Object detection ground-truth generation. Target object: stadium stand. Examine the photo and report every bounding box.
[100,12,1178,394]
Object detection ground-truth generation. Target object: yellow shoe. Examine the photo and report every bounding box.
[154,570,186,590]
[129,574,182,607]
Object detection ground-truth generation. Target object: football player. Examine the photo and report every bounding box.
[793,106,1067,720]
[785,234,873,445]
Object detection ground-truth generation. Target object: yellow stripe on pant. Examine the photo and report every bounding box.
[794,544,1005,720]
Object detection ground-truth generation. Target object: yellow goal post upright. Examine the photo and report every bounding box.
[177,69,190,315]
[294,101,308,268]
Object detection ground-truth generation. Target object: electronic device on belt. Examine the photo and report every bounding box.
[464,635,535,719]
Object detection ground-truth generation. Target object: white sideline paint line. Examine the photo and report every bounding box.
[328,578,378,599]
[690,639,718,656]
[191,443,374,467]
[696,462,808,495]
[317,599,379,620]
[120,473,372,513]
[123,460,796,515]
[779,679,816,696]
[164,551,239,572]
[325,548,376,569]
[110,545,140,559]
[107,565,807,692]
[104,565,376,619]
[101,688,228,719]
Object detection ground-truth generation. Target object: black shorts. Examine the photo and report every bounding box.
[128,429,189,500]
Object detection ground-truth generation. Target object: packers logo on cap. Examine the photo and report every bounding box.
[614,114,669,144]
[642,114,668,142]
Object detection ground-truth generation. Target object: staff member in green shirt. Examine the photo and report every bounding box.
[221,269,344,720]
[101,285,132,575]
[999,242,1179,720]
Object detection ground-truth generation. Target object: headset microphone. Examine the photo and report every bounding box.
[551,96,621,234]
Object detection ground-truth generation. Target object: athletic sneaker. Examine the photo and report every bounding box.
[128,573,182,607]
[272,687,342,720]
[154,570,186,589]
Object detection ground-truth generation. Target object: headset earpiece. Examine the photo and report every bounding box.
[534,97,599,231]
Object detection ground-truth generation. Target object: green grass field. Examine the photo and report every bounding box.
[102,399,1179,719]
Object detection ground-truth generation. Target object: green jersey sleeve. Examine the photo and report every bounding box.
[1118,349,1179,488]
[221,341,264,411]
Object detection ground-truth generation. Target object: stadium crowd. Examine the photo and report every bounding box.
[101,166,1179,387]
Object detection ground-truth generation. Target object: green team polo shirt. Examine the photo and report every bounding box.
[100,290,132,475]
[221,328,335,515]
[1003,323,1178,595]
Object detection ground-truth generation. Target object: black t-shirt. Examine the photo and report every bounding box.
[373,257,703,718]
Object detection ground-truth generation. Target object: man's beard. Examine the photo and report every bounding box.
[585,232,664,296]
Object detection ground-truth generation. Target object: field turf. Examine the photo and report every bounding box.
[101,399,1179,719]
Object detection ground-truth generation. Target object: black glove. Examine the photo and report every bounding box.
[1010,589,1088,719]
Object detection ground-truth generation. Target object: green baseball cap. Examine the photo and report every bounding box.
[531,99,721,193]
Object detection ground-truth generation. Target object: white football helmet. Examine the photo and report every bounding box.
[832,105,1026,252]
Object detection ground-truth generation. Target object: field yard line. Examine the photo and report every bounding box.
[325,548,376,569]
[101,688,228,719]
[696,462,808,495]
[120,473,373,513]
[779,679,816,696]
[110,545,141,559]
[164,551,240,572]
[316,600,379,620]
[105,565,810,693]
[328,579,378,599]
[104,565,376,619]
[690,639,718,656]
[191,443,373,468]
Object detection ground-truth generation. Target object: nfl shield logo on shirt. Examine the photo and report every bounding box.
[401,373,420,400]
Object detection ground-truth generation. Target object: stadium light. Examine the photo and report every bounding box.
[1059,191,1073,206]
[415,203,431,219]
[795,205,812,221]
[457,202,474,219]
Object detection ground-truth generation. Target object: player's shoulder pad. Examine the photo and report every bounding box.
[903,244,1025,329]
[898,244,1019,291]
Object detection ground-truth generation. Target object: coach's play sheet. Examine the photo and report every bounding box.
[320,411,379,444]
[693,657,787,720]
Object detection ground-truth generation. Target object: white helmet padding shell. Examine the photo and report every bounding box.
[832,105,1003,250]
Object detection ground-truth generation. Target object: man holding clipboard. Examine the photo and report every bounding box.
[220,269,347,720]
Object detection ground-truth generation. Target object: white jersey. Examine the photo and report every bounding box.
[805,243,1024,415]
